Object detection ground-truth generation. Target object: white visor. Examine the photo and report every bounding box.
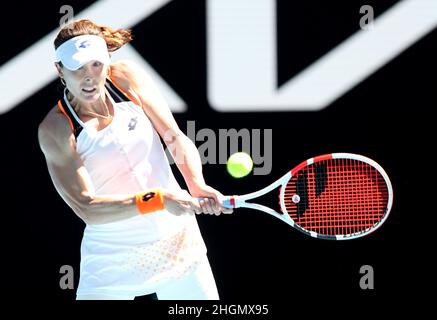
[55,35,110,70]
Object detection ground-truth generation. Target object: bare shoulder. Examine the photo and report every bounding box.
[38,105,68,139]
[110,59,142,75]
[110,60,153,88]
[38,105,75,161]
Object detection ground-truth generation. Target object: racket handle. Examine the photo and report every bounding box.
[222,196,237,208]
[195,196,238,208]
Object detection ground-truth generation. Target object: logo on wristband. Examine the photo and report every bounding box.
[142,192,156,202]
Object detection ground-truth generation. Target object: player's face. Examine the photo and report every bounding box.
[59,60,109,102]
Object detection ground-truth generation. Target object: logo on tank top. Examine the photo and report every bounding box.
[128,117,138,131]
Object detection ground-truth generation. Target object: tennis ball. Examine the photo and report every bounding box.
[227,152,253,178]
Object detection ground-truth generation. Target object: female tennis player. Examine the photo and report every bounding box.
[38,19,232,300]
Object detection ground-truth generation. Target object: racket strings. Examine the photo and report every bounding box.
[283,158,389,237]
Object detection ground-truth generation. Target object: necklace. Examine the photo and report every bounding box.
[77,101,113,120]
[82,107,113,120]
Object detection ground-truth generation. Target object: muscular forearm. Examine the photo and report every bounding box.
[169,134,206,191]
[79,189,164,225]
[165,134,230,214]
[81,193,139,225]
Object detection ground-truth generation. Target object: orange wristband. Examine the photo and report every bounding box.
[135,189,165,214]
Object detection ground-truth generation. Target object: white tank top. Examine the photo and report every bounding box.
[58,79,206,296]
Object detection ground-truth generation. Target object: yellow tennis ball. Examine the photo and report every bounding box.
[227,152,253,178]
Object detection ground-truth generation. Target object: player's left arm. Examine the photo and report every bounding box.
[109,60,231,214]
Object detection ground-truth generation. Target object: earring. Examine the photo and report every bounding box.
[60,78,66,86]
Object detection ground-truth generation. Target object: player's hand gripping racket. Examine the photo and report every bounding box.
[222,153,393,240]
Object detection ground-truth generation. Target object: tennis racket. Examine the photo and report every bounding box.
[222,153,393,240]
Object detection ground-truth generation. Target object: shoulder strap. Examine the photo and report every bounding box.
[106,76,142,106]
[105,79,131,103]
[57,99,83,139]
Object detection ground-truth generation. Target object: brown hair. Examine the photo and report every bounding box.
[54,19,132,52]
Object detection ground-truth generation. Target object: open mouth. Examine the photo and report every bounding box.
[82,87,97,93]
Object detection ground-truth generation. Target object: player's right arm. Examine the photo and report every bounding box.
[38,109,201,225]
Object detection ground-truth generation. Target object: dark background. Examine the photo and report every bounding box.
[0,0,432,307]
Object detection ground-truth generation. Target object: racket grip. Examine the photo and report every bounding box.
[195,196,237,208]
[222,196,236,208]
